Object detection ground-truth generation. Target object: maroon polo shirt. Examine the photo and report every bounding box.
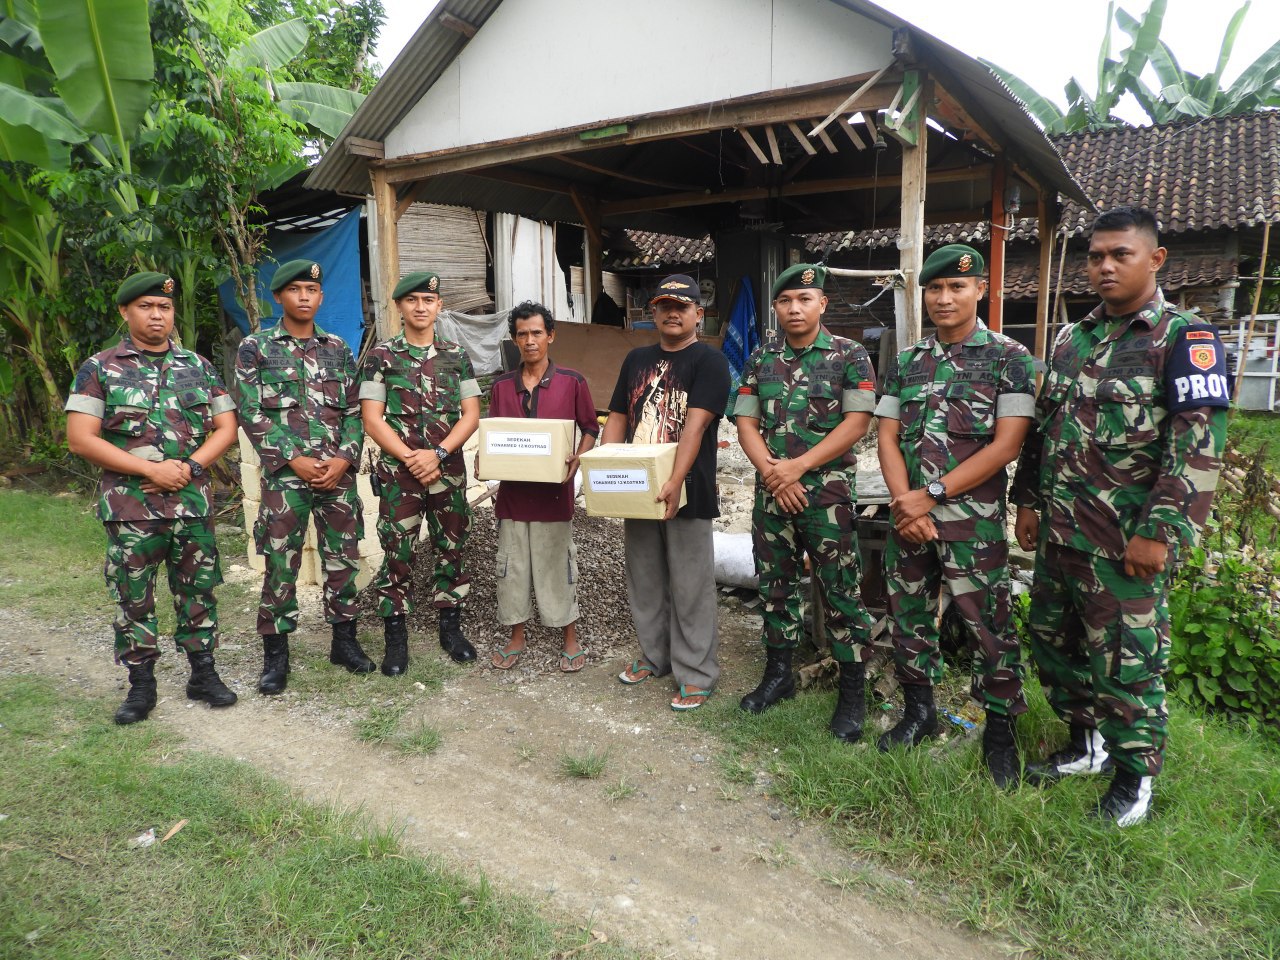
[488,361,599,522]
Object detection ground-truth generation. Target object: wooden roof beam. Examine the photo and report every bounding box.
[382,79,900,184]
[600,166,989,217]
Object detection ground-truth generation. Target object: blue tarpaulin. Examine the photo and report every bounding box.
[218,207,364,350]
[722,275,759,388]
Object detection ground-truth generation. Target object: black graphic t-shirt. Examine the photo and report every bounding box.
[608,341,731,519]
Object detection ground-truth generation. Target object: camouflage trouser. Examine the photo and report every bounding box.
[885,532,1025,715]
[254,471,362,634]
[373,473,471,616]
[1029,542,1172,777]
[752,490,875,663]
[103,517,221,663]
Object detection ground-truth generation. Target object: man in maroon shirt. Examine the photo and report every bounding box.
[487,302,599,671]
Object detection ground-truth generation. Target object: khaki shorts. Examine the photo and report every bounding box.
[495,519,579,628]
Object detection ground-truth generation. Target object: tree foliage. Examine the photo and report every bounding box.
[983,0,1280,133]
[0,0,376,446]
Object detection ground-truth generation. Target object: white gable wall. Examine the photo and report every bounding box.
[387,0,892,160]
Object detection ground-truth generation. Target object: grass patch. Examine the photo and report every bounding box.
[602,778,637,803]
[397,721,443,756]
[1230,410,1280,473]
[357,703,409,744]
[0,490,108,619]
[0,675,636,960]
[558,747,610,780]
[697,681,1280,960]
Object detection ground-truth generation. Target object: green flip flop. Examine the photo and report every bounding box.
[559,649,586,673]
[618,659,658,685]
[671,685,712,711]
[491,644,524,670]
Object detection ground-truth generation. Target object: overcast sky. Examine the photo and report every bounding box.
[371,0,1280,127]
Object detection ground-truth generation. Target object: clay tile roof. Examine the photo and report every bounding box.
[813,112,1280,251]
[1004,251,1238,299]
[1053,112,1280,237]
[609,230,715,269]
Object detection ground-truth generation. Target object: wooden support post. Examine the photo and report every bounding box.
[988,155,1007,332]
[1034,196,1057,367]
[370,166,402,338]
[896,76,928,347]
[1234,218,1272,404]
[571,187,603,324]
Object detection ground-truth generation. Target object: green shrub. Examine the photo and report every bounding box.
[1168,546,1280,731]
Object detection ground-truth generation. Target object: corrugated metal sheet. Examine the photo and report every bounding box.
[309,0,1087,208]
[307,0,504,194]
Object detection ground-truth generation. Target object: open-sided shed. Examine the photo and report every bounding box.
[308,0,1089,353]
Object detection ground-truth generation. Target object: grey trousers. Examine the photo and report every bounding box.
[623,517,720,691]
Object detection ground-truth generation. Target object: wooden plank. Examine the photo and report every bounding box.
[812,122,839,154]
[738,127,770,165]
[808,62,893,137]
[786,121,818,156]
[467,166,578,196]
[897,76,929,347]
[556,154,701,192]
[570,187,604,321]
[345,136,384,158]
[369,166,402,339]
[382,79,899,184]
[988,154,1007,332]
[438,11,477,37]
[764,125,782,164]
[393,181,426,221]
[599,166,984,218]
[1034,195,1057,368]
[839,118,867,151]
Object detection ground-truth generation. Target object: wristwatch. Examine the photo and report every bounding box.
[926,479,947,503]
[183,457,205,479]
[434,445,449,462]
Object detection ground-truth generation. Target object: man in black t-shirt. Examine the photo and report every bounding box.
[604,274,731,711]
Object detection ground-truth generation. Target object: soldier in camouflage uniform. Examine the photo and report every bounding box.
[236,259,374,694]
[1012,206,1228,825]
[66,271,240,723]
[361,270,481,671]
[874,244,1035,786]
[735,263,878,741]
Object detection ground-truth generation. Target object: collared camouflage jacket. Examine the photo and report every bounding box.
[66,340,235,521]
[358,333,480,486]
[235,324,362,476]
[734,327,876,507]
[1011,289,1228,560]
[875,321,1035,541]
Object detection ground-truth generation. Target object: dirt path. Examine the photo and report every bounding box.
[4,606,1002,960]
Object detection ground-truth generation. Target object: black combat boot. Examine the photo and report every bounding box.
[438,607,476,663]
[739,647,795,714]
[330,620,376,673]
[1025,723,1112,786]
[258,633,290,694]
[877,682,939,751]
[185,650,238,708]
[381,614,409,677]
[982,711,1020,788]
[1093,768,1154,827]
[114,659,157,725]
[828,659,866,743]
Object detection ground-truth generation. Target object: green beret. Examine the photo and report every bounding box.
[270,259,323,292]
[771,263,827,301]
[919,244,985,285]
[116,271,177,305]
[392,271,441,300]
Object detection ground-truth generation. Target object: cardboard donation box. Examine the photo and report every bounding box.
[476,417,574,484]
[579,443,686,520]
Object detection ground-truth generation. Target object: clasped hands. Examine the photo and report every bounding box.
[889,487,939,544]
[140,458,192,494]
[762,456,809,514]
[289,454,353,490]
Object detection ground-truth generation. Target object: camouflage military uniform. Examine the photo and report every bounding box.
[66,341,236,661]
[1011,290,1228,776]
[734,328,877,663]
[236,324,363,634]
[875,322,1035,714]
[359,334,481,615]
